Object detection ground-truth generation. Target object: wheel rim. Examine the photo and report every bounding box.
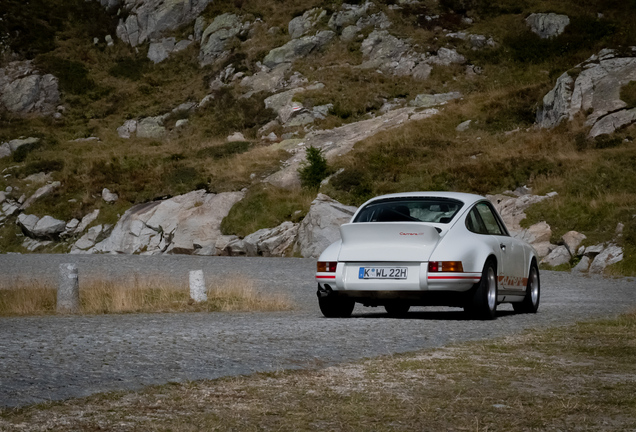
[487,267,496,310]
[530,269,539,305]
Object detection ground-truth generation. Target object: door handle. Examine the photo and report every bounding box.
[500,243,506,251]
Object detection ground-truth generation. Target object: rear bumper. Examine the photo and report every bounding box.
[316,262,480,292]
[316,286,478,308]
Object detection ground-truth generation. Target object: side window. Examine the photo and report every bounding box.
[466,208,489,234]
[475,203,504,235]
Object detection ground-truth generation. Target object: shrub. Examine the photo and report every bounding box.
[298,146,330,190]
[330,169,373,201]
[36,55,97,95]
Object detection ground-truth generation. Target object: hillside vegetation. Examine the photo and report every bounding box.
[1,0,635,273]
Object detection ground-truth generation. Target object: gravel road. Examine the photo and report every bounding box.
[0,255,635,408]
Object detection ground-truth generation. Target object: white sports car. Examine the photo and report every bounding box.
[315,192,540,320]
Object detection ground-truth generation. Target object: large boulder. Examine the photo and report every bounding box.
[199,13,249,66]
[328,2,374,32]
[537,49,636,137]
[562,231,587,255]
[359,30,410,71]
[136,115,167,139]
[71,224,112,254]
[289,8,327,39]
[243,221,299,257]
[240,63,292,95]
[18,214,66,239]
[295,194,357,258]
[0,61,59,116]
[92,190,244,255]
[525,13,570,39]
[115,0,214,47]
[425,47,466,66]
[487,192,558,232]
[147,37,192,63]
[541,245,571,267]
[21,181,61,210]
[589,244,623,274]
[263,31,335,68]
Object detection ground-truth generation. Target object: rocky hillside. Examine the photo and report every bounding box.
[0,0,635,275]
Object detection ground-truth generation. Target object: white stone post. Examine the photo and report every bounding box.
[189,270,207,303]
[57,263,79,313]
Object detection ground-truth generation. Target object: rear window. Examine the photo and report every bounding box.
[353,198,464,224]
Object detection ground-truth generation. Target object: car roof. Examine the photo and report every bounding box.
[361,191,485,207]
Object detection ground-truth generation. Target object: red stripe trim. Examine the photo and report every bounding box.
[428,276,480,280]
[316,275,336,279]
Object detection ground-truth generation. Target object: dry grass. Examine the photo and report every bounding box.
[0,275,293,316]
[2,311,635,430]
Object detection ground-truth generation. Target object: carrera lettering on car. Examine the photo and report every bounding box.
[399,232,425,236]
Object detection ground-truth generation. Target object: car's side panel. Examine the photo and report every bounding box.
[429,213,501,275]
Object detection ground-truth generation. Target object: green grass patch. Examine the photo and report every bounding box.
[221,185,314,237]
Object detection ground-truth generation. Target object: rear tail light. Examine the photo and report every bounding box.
[428,261,464,272]
[317,261,338,272]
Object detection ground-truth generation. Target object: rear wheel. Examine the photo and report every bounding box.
[319,296,355,318]
[468,259,498,320]
[513,262,540,314]
[384,303,410,317]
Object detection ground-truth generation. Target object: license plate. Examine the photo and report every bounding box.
[358,267,408,279]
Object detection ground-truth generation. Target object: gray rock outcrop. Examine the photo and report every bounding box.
[589,244,623,274]
[425,47,466,66]
[91,190,244,255]
[102,188,119,203]
[117,120,137,139]
[410,92,462,108]
[537,49,636,137]
[76,209,100,234]
[115,0,213,47]
[148,37,192,63]
[328,2,374,32]
[295,194,357,258]
[243,221,299,256]
[264,106,439,189]
[136,115,167,139]
[562,231,586,255]
[21,182,61,210]
[488,192,559,258]
[18,214,66,239]
[240,63,292,95]
[199,13,250,66]
[0,61,60,116]
[541,245,571,267]
[71,224,112,254]
[525,13,570,39]
[289,8,327,39]
[263,31,335,68]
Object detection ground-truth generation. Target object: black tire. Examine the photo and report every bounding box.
[318,296,355,318]
[513,261,540,314]
[468,259,498,320]
[384,303,410,317]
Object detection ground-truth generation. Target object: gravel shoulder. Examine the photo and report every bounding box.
[0,255,635,408]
